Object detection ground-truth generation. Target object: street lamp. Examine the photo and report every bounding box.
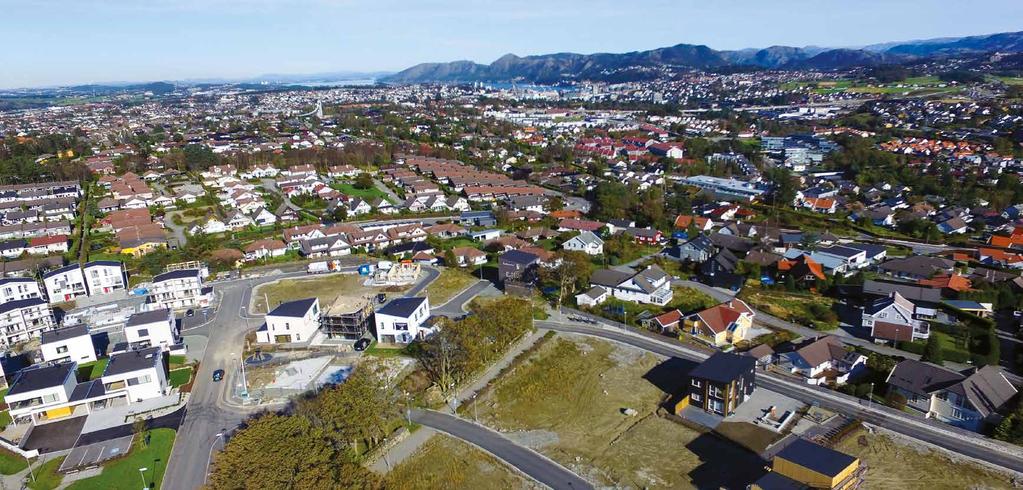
[139,467,148,490]
[204,431,225,485]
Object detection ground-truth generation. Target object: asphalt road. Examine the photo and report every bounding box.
[433,280,491,317]
[163,266,441,490]
[536,320,1023,475]
[411,409,593,490]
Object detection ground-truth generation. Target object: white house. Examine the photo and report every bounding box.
[101,347,170,404]
[145,269,212,311]
[586,265,673,306]
[256,298,320,344]
[250,208,277,227]
[4,347,170,426]
[0,277,43,304]
[778,336,866,386]
[862,291,930,343]
[243,239,288,261]
[124,308,179,352]
[375,296,432,344]
[40,324,96,364]
[83,261,128,296]
[202,218,228,235]
[562,231,604,256]
[0,298,56,347]
[43,264,88,303]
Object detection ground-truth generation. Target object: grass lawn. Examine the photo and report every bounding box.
[739,289,839,331]
[385,434,539,490]
[168,355,188,369]
[331,183,391,203]
[26,456,64,490]
[425,267,478,306]
[76,358,109,381]
[252,274,405,313]
[0,410,11,430]
[0,447,28,475]
[168,367,193,388]
[834,428,1013,489]
[66,428,175,490]
[364,341,411,358]
[471,334,766,488]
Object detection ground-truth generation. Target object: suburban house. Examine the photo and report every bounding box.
[674,215,713,232]
[124,308,179,352]
[375,296,432,344]
[5,346,168,425]
[686,352,756,416]
[83,261,128,296]
[777,336,866,385]
[498,249,541,289]
[752,438,864,490]
[669,235,715,263]
[562,231,604,255]
[581,265,673,306]
[42,265,89,303]
[648,309,683,333]
[861,291,930,343]
[256,298,321,344]
[451,246,487,267]
[243,239,288,262]
[145,268,213,311]
[681,299,755,346]
[40,324,96,364]
[886,360,1017,432]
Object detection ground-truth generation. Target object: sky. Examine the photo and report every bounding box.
[3,0,1023,89]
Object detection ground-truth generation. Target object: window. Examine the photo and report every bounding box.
[285,323,290,330]
[951,408,964,420]
[57,346,68,354]
[137,328,149,337]
[691,379,701,388]
[691,393,701,402]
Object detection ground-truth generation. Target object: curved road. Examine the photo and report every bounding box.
[163,265,441,490]
[411,410,593,490]
[536,320,1023,475]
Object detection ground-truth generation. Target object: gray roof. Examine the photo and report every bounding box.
[878,256,955,277]
[7,362,76,396]
[887,359,964,395]
[40,324,90,345]
[268,298,318,318]
[377,297,427,318]
[590,269,632,288]
[104,347,162,376]
[951,366,1017,417]
[862,280,942,303]
[126,308,171,328]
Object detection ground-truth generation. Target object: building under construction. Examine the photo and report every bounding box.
[319,294,374,340]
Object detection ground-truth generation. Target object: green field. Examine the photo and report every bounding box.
[331,183,392,203]
[0,447,28,475]
[66,429,175,490]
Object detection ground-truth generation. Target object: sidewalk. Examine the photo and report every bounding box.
[367,327,548,473]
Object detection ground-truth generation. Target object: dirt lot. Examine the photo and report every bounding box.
[472,334,766,489]
[834,428,1015,489]
[252,274,406,313]
[385,434,540,490]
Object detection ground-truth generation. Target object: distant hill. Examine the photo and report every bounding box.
[383,30,1023,84]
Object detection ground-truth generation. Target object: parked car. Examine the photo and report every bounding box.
[354,338,371,351]
[376,293,387,304]
[212,369,224,382]
[186,309,195,317]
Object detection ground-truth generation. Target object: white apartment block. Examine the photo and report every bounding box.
[83,260,128,296]
[145,269,212,311]
[42,265,88,304]
[0,298,55,348]
[256,298,320,344]
[124,308,179,352]
[0,277,43,304]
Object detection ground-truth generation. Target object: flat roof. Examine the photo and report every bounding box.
[775,438,857,477]
[687,351,755,384]
[376,297,427,318]
[104,347,162,376]
[7,362,76,396]
[40,324,90,345]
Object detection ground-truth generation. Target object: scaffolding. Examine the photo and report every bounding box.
[320,296,373,340]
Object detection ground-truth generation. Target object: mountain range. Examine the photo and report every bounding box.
[383,30,1023,84]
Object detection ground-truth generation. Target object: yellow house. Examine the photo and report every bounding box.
[682,299,754,346]
[752,438,863,490]
[120,241,166,258]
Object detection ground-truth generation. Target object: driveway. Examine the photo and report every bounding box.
[22,416,88,453]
